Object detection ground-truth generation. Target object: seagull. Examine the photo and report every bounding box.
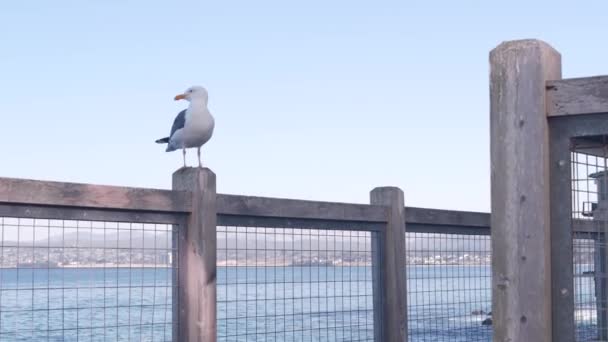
[156,86,215,168]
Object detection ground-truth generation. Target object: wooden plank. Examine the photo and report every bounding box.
[218,204,604,235]
[490,39,561,342]
[548,121,576,341]
[406,224,490,235]
[0,177,191,213]
[547,76,608,116]
[173,218,184,342]
[370,187,407,342]
[0,204,184,224]
[370,230,383,342]
[217,193,387,222]
[0,176,597,236]
[173,167,217,342]
[404,219,593,235]
[405,207,489,228]
[217,214,385,231]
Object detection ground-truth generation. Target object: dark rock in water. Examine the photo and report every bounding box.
[471,310,485,316]
[482,318,492,326]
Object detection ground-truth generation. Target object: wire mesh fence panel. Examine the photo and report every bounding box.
[573,237,599,341]
[571,147,608,341]
[406,232,492,342]
[0,216,178,342]
[216,225,378,342]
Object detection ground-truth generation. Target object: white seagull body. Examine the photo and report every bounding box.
[156,86,215,168]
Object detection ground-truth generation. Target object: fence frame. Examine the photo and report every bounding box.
[370,187,407,341]
[0,176,193,341]
[0,172,498,341]
[490,39,561,342]
[549,113,608,342]
[0,172,598,342]
[491,38,608,342]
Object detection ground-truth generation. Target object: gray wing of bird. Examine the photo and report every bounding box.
[156,109,187,144]
[169,109,187,138]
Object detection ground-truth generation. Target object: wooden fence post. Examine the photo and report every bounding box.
[370,187,407,342]
[490,39,561,342]
[173,167,217,342]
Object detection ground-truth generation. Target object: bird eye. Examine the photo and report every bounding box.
[189,89,193,93]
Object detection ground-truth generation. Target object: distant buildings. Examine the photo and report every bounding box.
[4,244,595,268]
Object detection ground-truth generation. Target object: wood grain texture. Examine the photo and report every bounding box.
[217,214,385,231]
[370,231,383,342]
[173,167,217,342]
[0,204,183,224]
[370,187,407,342]
[0,175,596,231]
[0,177,191,213]
[217,193,387,222]
[0,177,504,234]
[547,76,608,116]
[490,39,561,342]
[547,122,575,341]
[490,40,561,342]
[405,207,489,228]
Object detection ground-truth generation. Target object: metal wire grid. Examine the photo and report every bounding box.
[216,225,377,342]
[573,237,599,341]
[0,216,178,342]
[571,149,608,341]
[406,232,492,342]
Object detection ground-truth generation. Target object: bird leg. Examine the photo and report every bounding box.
[182,148,187,168]
[197,147,202,168]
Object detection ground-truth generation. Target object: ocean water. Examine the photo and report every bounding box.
[216,265,494,341]
[0,266,598,341]
[0,268,175,342]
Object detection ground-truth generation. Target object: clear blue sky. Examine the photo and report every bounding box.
[1,1,607,212]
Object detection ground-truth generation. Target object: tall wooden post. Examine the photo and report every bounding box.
[490,39,561,342]
[173,167,217,342]
[370,187,407,342]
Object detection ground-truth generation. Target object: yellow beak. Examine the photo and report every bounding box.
[174,94,186,101]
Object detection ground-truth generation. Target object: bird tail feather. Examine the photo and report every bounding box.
[156,137,177,152]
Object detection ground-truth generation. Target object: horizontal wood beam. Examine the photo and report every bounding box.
[216,193,388,223]
[0,177,192,213]
[0,177,599,235]
[217,214,385,231]
[0,204,184,224]
[547,76,608,116]
[406,206,489,228]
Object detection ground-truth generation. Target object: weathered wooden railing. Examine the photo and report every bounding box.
[2,165,605,341]
[491,38,608,342]
[0,169,499,341]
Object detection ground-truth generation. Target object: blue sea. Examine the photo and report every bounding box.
[0,266,597,341]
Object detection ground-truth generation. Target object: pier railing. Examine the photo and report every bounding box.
[0,177,188,341]
[0,169,497,341]
[490,38,608,342]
